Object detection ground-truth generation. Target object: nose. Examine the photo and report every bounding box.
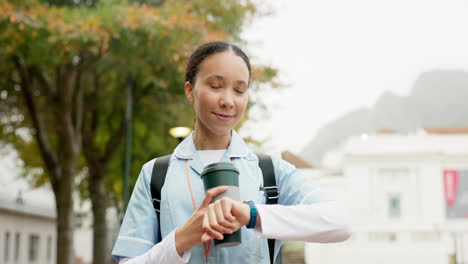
[219,90,234,109]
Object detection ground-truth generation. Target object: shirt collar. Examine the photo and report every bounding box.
[173,129,249,160]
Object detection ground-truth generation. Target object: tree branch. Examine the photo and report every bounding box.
[55,64,80,157]
[101,118,125,165]
[62,63,77,108]
[12,56,60,190]
[76,49,102,73]
[90,71,100,137]
[30,66,55,100]
[81,70,100,147]
[73,69,83,148]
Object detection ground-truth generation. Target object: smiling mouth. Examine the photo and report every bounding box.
[213,112,235,120]
[214,113,235,118]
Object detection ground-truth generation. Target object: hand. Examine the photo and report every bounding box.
[175,186,230,254]
[202,197,250,242]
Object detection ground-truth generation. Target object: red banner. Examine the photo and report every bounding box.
[443,170,459,208]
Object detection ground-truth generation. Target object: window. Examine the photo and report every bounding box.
[28,234,40,262]
[388,193,401,218]
[4,231,10,262]
[14,232,20,262]
[74,212,87,229]
[46,236,52,263]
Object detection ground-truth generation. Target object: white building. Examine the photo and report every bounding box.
[0,146,119,264]
[305,128,468,264]
[0,149,57,264]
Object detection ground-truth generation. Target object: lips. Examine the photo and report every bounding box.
[213,112,235,121]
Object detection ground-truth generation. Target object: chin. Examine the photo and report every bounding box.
[209,127,233,136]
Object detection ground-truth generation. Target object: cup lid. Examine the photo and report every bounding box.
[201,162,239,176]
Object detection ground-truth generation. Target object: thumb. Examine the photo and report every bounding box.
[200,186,228,208]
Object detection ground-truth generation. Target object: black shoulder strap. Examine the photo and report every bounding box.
[150,154,171,242]
[257,154,279,205]
[257,154,282,264]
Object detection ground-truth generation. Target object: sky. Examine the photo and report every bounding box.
[0,145,55,208]
[239,0,468,154]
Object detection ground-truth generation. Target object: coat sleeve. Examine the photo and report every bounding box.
[118,231,191,264]
[254,157,352,242]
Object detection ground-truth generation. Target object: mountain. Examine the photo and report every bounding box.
[300,70,468,165]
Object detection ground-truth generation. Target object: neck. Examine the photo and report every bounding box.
[193,124,231,150]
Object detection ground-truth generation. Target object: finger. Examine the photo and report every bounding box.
[208,203,231,235]
[201,229,223,243]
[200,186,228,208]
[203,208,223,240]
[201,232,212,243]
[207,228,223,240]
[215,200,235,231]
[220,198,236,222]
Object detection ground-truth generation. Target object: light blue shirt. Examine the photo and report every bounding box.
[112,130,330,263]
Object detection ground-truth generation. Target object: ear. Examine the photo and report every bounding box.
[184,81,193,103]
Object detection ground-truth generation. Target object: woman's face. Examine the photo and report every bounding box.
[185,51,249,136]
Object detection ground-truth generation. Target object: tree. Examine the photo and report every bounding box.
[0,0,277,263]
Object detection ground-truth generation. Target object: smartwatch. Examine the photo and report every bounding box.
[244,200,257,229]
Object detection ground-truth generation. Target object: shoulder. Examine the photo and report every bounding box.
[244,151,296,170]
[140,154,176,182]
[265,152,297,174]
[140,158,157,183]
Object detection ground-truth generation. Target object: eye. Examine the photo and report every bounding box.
[235,86,247,94]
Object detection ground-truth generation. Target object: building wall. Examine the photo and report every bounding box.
[305,134,468,264]
[0,210,56,264]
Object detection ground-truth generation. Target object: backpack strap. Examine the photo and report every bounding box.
[257,154,280,205]
[150,154,171,242]
[257,154,282,264]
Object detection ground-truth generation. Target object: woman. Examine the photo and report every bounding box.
[112,41,351,264]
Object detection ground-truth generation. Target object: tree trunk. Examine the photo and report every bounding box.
[82,71,126,263]
[89,166,109,264]
[54,124,79,264]
[55,170,75,264]
[14,58,81,264]
[53,68,81,264]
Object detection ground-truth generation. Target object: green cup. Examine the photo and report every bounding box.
[201,162,241,247]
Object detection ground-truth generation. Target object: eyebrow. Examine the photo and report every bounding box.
[206,75,248,86]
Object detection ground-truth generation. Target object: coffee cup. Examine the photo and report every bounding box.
[201,162,241,247]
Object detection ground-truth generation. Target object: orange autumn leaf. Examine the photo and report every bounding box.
[204,31,227,42]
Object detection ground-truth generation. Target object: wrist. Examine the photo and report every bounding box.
[240,202,251,226]
[175,227,191,255]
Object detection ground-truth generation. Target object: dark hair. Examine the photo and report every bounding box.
[185,41,251,85]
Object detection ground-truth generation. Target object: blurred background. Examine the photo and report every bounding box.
[1,0,468,263]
